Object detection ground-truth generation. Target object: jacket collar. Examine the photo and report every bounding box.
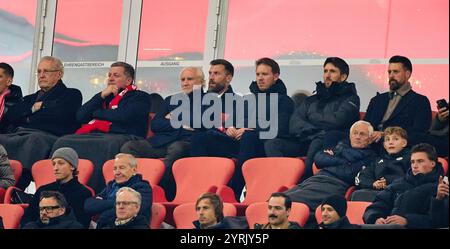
[249,79,288,94]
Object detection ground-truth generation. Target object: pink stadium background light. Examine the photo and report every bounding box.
[1,0,448,110]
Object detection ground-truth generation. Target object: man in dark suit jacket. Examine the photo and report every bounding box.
[364,55,431,148]
[0,56,82,190]
[51,62,151,192]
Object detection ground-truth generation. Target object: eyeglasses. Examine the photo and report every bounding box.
[35,69,60,76]
[115,201,138,207]
[39,205,61,213]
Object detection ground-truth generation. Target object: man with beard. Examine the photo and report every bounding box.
[363,55,431,151]
[191,58,294,200]
[265,57,360,179]
[22,191,84,229]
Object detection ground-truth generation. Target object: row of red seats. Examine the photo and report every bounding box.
[0,200,370,229]
[1,156,448,228]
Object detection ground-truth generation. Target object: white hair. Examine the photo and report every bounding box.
[180,67,205,85]
[350,120,374,137]
[40,56,64,74]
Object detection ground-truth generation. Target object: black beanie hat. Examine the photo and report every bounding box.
[321,195,347,218]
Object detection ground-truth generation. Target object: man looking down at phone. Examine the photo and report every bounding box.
[363,143,445,228]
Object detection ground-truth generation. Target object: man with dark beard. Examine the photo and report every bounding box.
[363,55,431,151]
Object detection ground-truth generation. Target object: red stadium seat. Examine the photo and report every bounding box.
[0,204,24,229]
[161,157,234,225]
[1,160,23,203]
[246,202,310,229]
[218,157,305,215]
[9,160,23,186]
[150,203,166,229]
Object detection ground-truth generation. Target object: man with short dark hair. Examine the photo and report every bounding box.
[363,143,445,228]
[254,192,301,229]
[22,191,84,229]
[0,62,22,133]
[265,57,360,179]
[20,147,92,228]
[364,55,432,149]
[0,56,82,190]
[51,62,151,192]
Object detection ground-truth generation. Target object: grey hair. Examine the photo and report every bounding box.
[115,153,137,168]
[116,187,142,207]
[350,120,374,137]
[40,56,64,74]
[180,67,205,85]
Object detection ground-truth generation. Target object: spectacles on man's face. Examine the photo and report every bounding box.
[35,69,60,76]
[39,205,61,213]
[115,201,138,207]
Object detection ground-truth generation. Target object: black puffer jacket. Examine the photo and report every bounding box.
[355,149,411,189]
[248,79,294,138]
[289,82,360,141]
[363,163,444,228]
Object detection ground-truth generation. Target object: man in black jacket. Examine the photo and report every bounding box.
[363,143,444,228]
[22,191,83,229]
[20,148,92,228]
[52,62,151,192]
[265,57,359,179]
[0,56,82,190]
[0,62,22,133]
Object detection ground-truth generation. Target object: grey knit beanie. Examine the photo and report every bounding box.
[51,147,78,169]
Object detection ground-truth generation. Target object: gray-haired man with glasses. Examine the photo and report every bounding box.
[0,56,82,190]
[102,187,149,229]
[22,190,84,229]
